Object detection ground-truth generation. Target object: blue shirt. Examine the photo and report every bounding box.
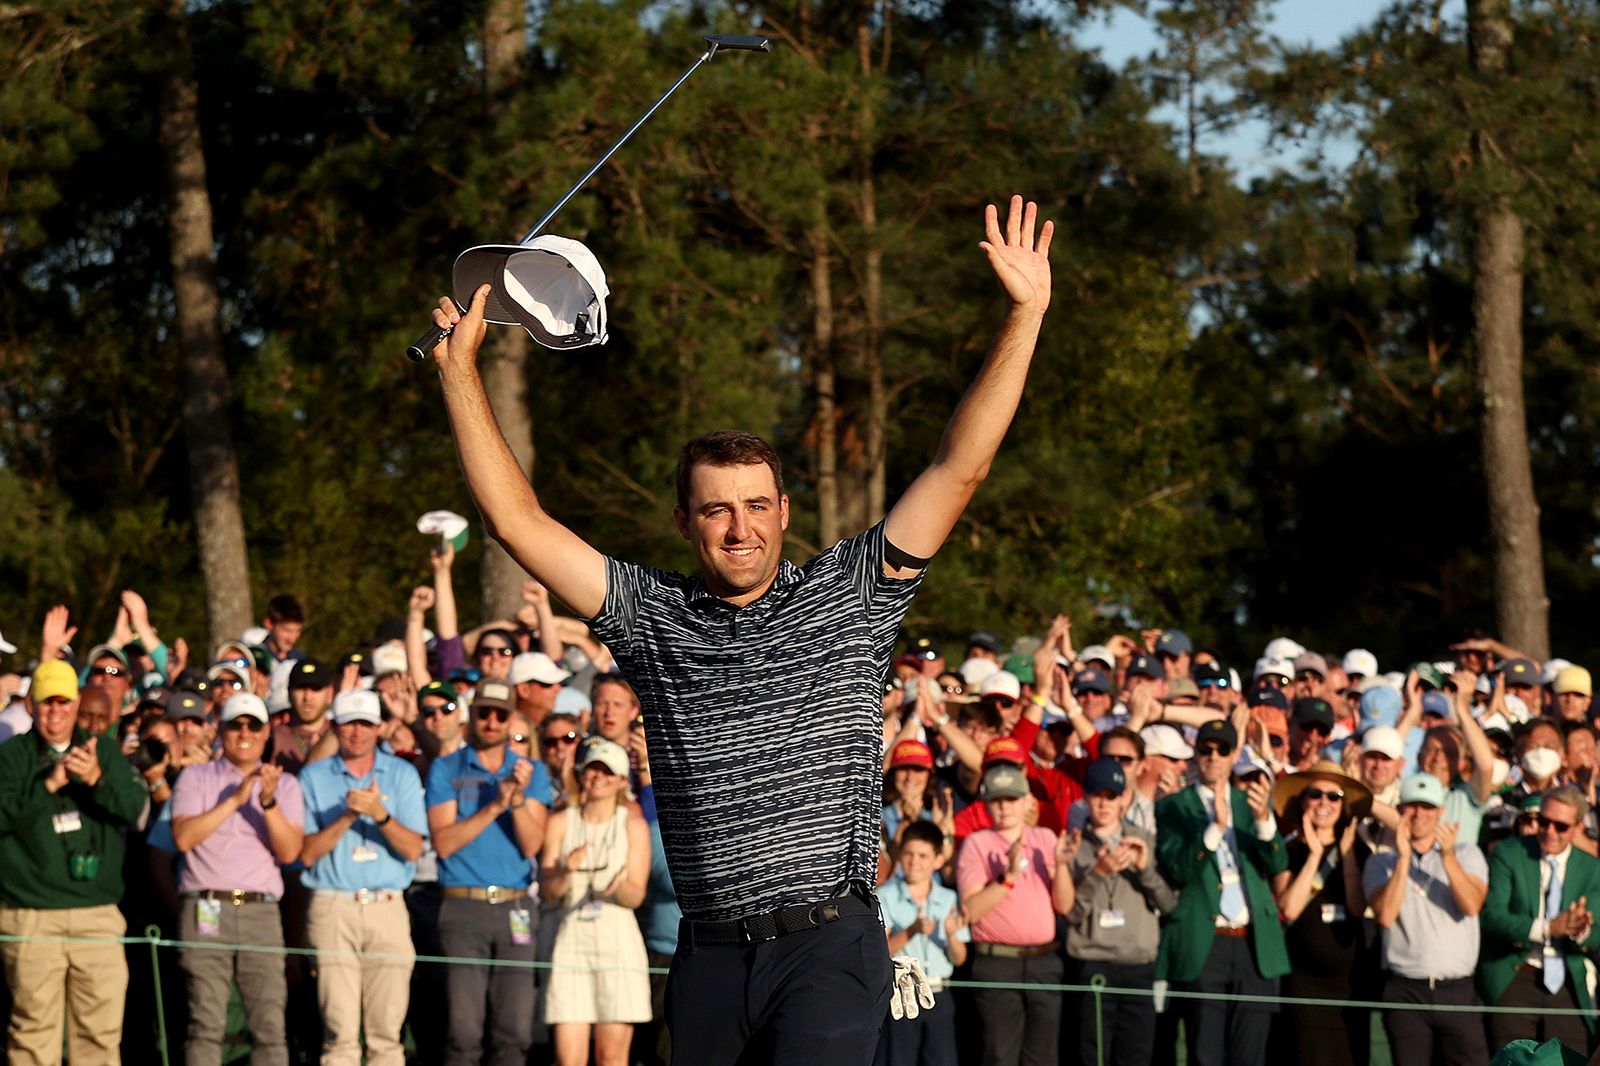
[425,746,554,889]
[640,819,682,956]
[299,752,428,892]
[878,876,968,980]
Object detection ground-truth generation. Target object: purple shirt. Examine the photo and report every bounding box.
[171,758,304,897]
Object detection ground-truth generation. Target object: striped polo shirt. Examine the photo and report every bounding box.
[587,519,921,921]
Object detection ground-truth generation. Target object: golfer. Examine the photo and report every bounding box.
[427,195,1052,1065]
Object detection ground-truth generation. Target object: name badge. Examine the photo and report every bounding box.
[1320,903,1347,924]
[351,845,379,864]
[579,899,605,922]
[509,908,532,945]
[1098,909,1127,930]
[196,899,222,937]
[1219,868,1240,886]
[51,810,82,835]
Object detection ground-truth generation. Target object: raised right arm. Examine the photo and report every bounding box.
[431,288,607,617]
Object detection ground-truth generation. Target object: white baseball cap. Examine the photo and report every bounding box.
[1263,637,1306,663]
[1253,657,1294,682]
[578,736,630,777]
[453,234,609,350]
[978,671,1021,700]
[510,652,570,687]
[1140,723,1194,760]
[1360,726,1404,760]
[1342,649,1378,680]
[332,689,382,725]
[220,693,269,723]
[370,643,408,677]
[958,657,1001,687]
[1541,658,1574,687]
[1077,644,1116,669]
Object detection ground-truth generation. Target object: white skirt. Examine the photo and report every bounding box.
[543,901,653,1024]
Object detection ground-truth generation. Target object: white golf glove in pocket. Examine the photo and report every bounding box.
[889,955,936,1020]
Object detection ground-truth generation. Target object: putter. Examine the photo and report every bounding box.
[407,33,771,362]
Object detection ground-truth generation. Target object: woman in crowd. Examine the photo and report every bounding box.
[540,738,652,1066]
[1271,760,1374,1066]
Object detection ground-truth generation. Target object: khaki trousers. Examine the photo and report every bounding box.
[0,903,128,1066]
[305,893,414,1066]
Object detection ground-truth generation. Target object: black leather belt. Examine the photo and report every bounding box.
[683,891,875,946]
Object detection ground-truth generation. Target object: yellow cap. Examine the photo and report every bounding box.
[31,659,80,703]
[1554,666,1593,698]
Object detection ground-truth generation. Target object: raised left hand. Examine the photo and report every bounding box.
[980,196,1053,313]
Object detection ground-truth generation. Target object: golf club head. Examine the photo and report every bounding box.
[705,34,771,54]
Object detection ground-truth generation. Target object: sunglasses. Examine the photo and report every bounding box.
[1107,754,1138,765]
[1260,676,1289,688]
[1294,671,1324,683]
[216,678,245,692]
[1197,678,1231,689]
[1269,735,1287,747]
[224,718,266,733]
[511,732,529,745]
[475,707,511,723]
[1538,815,1575,833]
[477,645,514,658]
[941,684,965,695]
[1303,787,1344,802]
[91,665,126,678]
[421,702,458,718]
[1301,723,1333,737]
[543,730,579,746]
[1197,743,1234,758]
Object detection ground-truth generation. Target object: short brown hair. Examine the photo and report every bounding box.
[266,594,305,625]
[675,430,784,511]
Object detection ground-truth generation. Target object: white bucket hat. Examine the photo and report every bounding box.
[453,234,609,349]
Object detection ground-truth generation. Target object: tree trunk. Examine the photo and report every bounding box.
[157,0,252,646]
[479,0,534,622]
[1467,0,1549,658]
[857,17,886,525]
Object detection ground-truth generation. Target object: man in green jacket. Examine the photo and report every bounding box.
[1478,784,1600,1055]
[1155,719,1289,1066]
[0,659,149,1064]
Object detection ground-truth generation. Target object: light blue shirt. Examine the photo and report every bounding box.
[299,752,427,891]
[878,876,968,980]
[425,746,554,888]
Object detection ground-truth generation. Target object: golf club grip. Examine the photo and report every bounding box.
[705,34,770,51]
[407,323,450,363]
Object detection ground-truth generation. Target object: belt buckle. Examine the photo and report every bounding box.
[229,889,246,908]
[355,888,373,905]
[486,886,510,906]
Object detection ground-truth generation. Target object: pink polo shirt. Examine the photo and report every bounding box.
[171,758,304,897]
[956,825,1058,947]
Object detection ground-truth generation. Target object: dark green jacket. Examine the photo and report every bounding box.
[0,728,148,908]
[1155,785,1290,982]
[1479,836,1600,1029]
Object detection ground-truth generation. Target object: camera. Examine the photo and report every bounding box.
[129,737,168,774]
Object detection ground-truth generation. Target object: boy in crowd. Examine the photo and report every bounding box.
[879,820,968,1066]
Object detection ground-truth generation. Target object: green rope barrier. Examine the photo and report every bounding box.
[0,932,1594,1020]
[143,924,170,1066]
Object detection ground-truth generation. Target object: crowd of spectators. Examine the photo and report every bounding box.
[1,552,1597,1065]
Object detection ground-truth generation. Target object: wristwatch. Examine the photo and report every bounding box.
[376,811,392,826]
[261,797,277,811]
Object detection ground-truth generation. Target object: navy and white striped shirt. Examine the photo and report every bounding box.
[587,520,921,921]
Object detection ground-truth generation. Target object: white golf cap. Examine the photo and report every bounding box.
[578,736,630,777]
[958,657,1001,687]
[1342,649,1378,679]
[510,652,570,687]
[1541,658,1573,687]
[332,689,382,725]
[978,671,1021,700]
[453,234,609,349]
[1263,637,1305,662]
[1361,726,1404,760]
[0,629,15,655]
[1077,644,1115,669]
[370,643,408,677]
[240,626,270,646]
[220,693,269,723]
[1140,723,1194,760]
[1253,657,1294,682]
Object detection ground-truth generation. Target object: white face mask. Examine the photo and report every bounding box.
[1521,747,1563,781]
[1491,758,1511,788]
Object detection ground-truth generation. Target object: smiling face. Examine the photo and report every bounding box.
[335,719,379,761]
[673,462,790,607]
[221,716,267,767]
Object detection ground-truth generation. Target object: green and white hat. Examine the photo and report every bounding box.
[417,510,469,552]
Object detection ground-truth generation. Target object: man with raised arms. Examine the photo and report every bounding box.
[425,195,1052,1065]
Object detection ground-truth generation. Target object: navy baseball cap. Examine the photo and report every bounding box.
[1248,686,1290,711]
[1195,719,1238,750]
[967,630,1002,653]
[1156,630,1193,657]
[1071,667,1112,695]
[1127,654,1166,681]
[1083,756,1127,796]
[1291,698,1335,731]
[1194,661,1230,688]
[287,658,333,691]
[910,636,941,661]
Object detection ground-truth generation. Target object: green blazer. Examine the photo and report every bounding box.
[1155,786,1290,982]
[1478,836,1600,1028]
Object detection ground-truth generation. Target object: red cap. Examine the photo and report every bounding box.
[889,739,934,770]
[1252,706,1289,741]
[982,736,1028,767]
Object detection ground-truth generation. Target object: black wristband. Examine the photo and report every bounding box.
[261,796,277,811]
[884,538,933,572]
[376,811,392,826]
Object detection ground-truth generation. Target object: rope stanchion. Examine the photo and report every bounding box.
[143,924,171,1066]
[1089,973,1106,1066]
